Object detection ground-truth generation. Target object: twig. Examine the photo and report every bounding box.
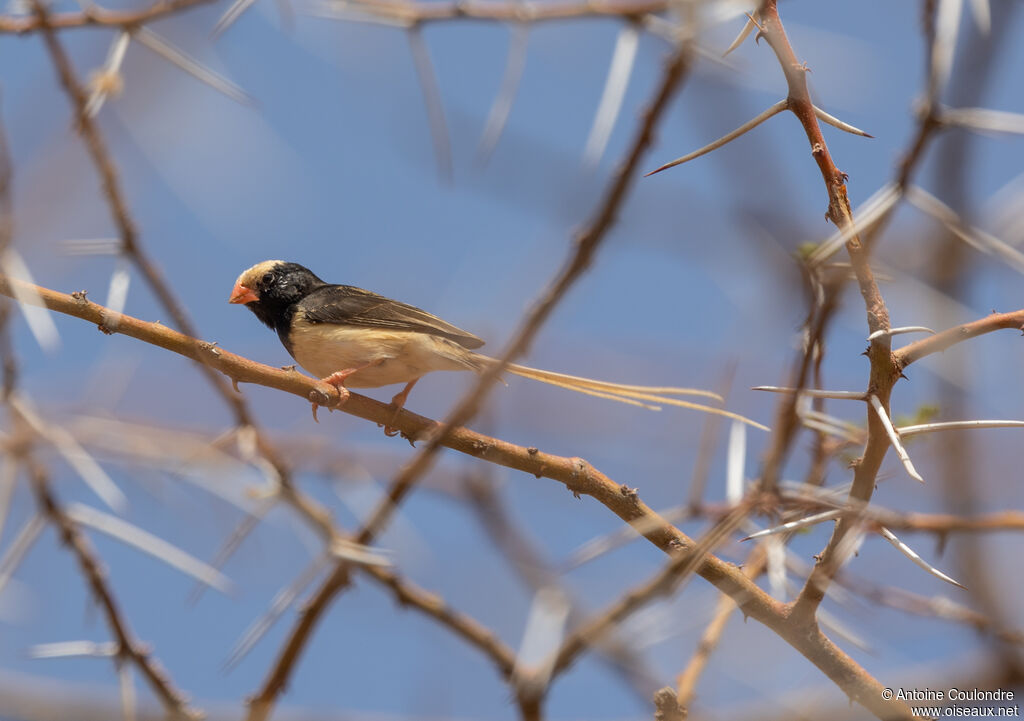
[464,473,661,702]
[407,25,453,182]
[752,0,899,625]
[296,0,670,26]
[26,459,201,720]
[898,419,1024,437]
[675,548,767,708]
[0,0,215,34]
[837,570,1024,647]
[30,3,376,611]
[360,562,519,678]
[877,510,1024,535]
[547,503,753,687]
[895,309,1024,367]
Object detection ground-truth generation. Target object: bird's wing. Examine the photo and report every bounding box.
[297,285,485,350]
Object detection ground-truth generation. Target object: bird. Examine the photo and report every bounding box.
[229,260,762,433]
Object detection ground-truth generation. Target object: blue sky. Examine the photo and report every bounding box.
[2,1,1024,718]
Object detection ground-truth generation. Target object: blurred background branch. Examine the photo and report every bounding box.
[2,0,1024,720]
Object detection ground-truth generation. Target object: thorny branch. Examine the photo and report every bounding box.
[30,0,362,619]
[1,0,672,33]
[24,457,203,720]
[675,547,767,708]
[639,1,1024,710]
[300,0,670,27]
[1,126,199,716]
[0,276,920,720]
[746,0,899,622]
[4,1,1024,719]
[0,276,521,706]
[1,0,214,33]
[464,473,662,702]
[895,309,1024,368]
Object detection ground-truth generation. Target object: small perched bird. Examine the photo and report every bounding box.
[229,260,753,432]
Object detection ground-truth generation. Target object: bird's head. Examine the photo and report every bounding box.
[229,260,324,329]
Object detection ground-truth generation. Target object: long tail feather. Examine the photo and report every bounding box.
[503,361,722,401]
[472,355,767,430]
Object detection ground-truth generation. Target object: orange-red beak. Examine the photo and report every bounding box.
[229,282,259,305]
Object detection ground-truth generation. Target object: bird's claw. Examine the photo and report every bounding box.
[310,384,350,424]
[379,400,406,438]
[377,422,416,446]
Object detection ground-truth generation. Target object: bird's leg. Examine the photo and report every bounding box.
[382,378,418,437]
[310,360,382,423]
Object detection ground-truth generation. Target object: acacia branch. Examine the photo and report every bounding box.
[24,458,201,720]
[0,275,521,704]
[464,474,661,702]
[1,0,214,33]
[676,548,767,708]
[753,0,899,622]
[360,563,518,678]
[31,0,341,565]
[33,0,245,417]
[549,502,754,686]
[895,309,1024,368]
[304,0,668,26]
[1,108,200,720]
[0,275,914,720]
[877,511,1024,535]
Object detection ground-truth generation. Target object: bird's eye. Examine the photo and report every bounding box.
[261,272,274,285]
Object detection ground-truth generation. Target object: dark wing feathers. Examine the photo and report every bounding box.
[298,285,485,350]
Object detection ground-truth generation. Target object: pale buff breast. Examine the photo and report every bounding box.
[289,320,479,388]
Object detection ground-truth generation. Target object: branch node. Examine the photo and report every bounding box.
[653,687,686,721]
[308,388,332,407]
[200,341,222,357]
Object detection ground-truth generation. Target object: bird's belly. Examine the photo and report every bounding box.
[289,323,472,388]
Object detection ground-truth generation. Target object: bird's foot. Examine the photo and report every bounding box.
[380,380,417,437]
[311,371,355,422]
[381,402,404,436]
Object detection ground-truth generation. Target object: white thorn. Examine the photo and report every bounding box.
[878,526,966,589]
[869,395,924,483]
[647,100,787,175]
